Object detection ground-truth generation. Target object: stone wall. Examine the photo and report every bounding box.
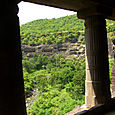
[108,39,114,60]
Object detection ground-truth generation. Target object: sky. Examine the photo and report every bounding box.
[18,1,76,25]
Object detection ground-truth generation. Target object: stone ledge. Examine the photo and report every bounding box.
[74,98,115,115]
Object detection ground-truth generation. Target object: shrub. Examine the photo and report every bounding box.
[23,54,86,114]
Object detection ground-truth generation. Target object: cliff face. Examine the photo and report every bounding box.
[21,39,114,60]
[22,42,85,60]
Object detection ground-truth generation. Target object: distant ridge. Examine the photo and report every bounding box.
[20,14,115,46]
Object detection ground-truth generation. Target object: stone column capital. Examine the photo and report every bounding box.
[84,15,106,29]
[77,5,115,20]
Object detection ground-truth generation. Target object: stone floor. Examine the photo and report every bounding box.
[105,111,115,115]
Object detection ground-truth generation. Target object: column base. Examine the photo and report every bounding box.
[85,80,103,108]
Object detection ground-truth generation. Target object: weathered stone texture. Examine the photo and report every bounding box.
[112,44,115,97]
[21,39,114,60]
[21,42,85,60]
[85,15,111,108]
[74,98,115,115]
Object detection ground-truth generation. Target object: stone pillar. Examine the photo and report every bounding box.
[0,2,27,115]
[85,15,111,108]
[108,39,114,60]
[111,40,115,97]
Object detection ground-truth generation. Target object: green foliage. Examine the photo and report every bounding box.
[20,14,115,46]
[109,60,114,83]
[23,54,114,114]
[33,70,50,92]
[20,15,85,45]
[23,54,48,73]
[23,54,85,114]
[23,68,36,97]
[21,14,115,115]
[28,88,84,115]
[106,21,115,33]
[23,56,114,114]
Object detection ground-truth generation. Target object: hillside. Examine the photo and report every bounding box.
[20,14,115,46]
[20,15,85,45]
[20,15,115,115]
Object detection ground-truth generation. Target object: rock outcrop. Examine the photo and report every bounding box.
[21,42,85,60]
[22,39,114,60]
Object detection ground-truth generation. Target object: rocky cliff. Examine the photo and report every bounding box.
[21,39,114,60]
[22,41,85,60]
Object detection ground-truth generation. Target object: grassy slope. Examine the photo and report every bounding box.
[20,14,115,46]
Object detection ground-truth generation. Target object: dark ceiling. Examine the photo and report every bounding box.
[23,0,115,11]
[23,0,115,20]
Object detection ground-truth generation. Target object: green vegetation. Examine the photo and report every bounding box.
[20,14,115,46]
[109,60,114,83]
[23,54,85,114]
[20,15,85,45]
[23,55,114,115]
[20,14,115,115]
